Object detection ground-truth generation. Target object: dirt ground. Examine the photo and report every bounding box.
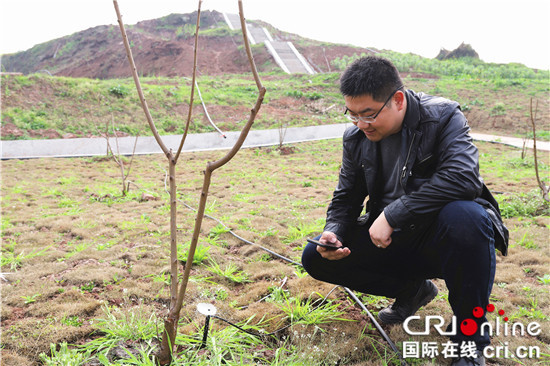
[1,139,548,365]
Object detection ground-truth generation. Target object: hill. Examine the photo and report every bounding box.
[1,11,548,142]
[0,10,367,78]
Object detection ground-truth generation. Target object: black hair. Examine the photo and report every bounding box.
[339,56,403,102]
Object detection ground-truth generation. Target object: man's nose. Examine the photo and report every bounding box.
[356,120,372,129]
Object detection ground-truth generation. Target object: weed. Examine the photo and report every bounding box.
[22,293,41,304]
[96,239,116,251]
[260,226,278,237]
[266,286,290,303]
[277,293,351,326]
[360,294,391,310]
[200,286,229,301]
[490,102,506,116]
[80,281,95,292]
[83,305,158,353]
[1,245,51,270]
[206,261,250,283]
[258,253,271,262]
[40,342,92,365]
[185,318,266,364]
[108,84,129,98]
[179,243,211,265]
[209,223,231,238]
[516,232,538,249]
[61,315,84,327]
[294,266,308,278]
[59,242,89,261]
[537,274,550,285]
[496,191,550,218]
[283,218,325,244]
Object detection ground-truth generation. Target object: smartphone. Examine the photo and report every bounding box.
[307,238,343,250]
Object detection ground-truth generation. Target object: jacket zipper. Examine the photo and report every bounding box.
[400,133,416,188]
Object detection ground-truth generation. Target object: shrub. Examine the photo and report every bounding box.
[495,191,550,218]
[108,85,129,98]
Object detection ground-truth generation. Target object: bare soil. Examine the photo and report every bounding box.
[1,140,548,365]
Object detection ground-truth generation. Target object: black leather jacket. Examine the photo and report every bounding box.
[324,90,509,255]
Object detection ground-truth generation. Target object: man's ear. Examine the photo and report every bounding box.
[394,90,406,111]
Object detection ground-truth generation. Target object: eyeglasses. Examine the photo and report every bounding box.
[344,86,403,124]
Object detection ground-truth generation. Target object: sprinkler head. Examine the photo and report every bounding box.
[197,303,217,316]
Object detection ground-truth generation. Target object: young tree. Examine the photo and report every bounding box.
[113,1,265,363]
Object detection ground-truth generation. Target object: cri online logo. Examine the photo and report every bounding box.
[460,304,505,336]
[403,304,542,337]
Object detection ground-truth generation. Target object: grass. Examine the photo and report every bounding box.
[2,67,549,141]
[1,139,549,365]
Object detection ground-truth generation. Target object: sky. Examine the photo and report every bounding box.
[1,0,549,70]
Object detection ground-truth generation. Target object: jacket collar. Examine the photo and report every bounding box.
[402,90,420,132]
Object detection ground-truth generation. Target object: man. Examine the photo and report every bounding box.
[302,56,508,366]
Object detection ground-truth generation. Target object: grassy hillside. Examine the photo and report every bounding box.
[1,54,549,141]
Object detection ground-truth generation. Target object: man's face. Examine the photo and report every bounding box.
[344,92,405,142]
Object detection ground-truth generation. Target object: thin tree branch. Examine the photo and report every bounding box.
[174,1,202,162]
[113,0,170,157]
[124,134,139,181]
[238,0,262,91]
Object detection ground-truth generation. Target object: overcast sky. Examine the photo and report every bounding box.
[1,0,549,70]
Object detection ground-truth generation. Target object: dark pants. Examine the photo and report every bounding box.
[302,201,496,348]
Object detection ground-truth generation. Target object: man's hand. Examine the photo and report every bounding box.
[369,211,394,248]
[316,231,350,260]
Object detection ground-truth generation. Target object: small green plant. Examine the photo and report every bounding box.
[1,245,51,270]
[277,293,351,326]
[285,90,303,99]
[206,261,250,283]
[496,191,550,218]
[510,297,548,321]
[537,274,550,285]
[40,342,92,365]
[61,315,84,327]
[179,243,211,265]
[80,281,95,292]
[209,223,231,238]
[491,102,506,116]
[360,294,391,310]
[293,265,309,278]
[266,286,290,303]
[260,227,278,238]
[283,218,325,244]
[82,305,158,354]
[108,84,129,98]
[516,232,538,249]
[22,293,41,304]
[306,92,323,100]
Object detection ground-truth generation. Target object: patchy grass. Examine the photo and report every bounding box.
[1,139,549,365]
[2,72,549,141]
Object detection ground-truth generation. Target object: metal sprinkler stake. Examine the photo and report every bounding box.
[197,303,217,349]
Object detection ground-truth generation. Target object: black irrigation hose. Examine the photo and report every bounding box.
[177,198,408,365]
[209,285,339,341]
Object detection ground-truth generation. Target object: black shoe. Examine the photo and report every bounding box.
[450,350,485,365]
[378,280,438,324]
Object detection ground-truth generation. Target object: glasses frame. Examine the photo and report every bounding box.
[344,86,403,124]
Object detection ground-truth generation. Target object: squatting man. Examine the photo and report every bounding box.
[302,56,508,366]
